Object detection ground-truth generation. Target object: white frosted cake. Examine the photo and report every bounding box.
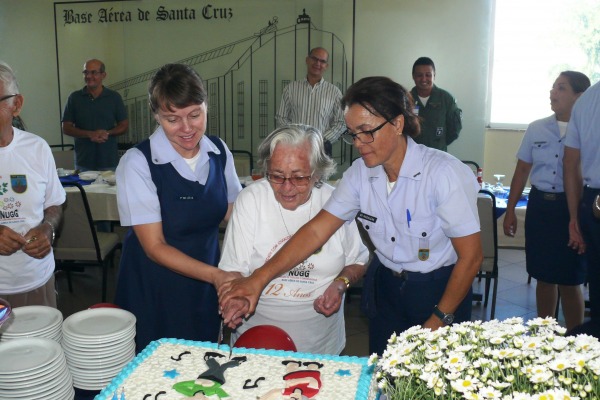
[96,338,378,399]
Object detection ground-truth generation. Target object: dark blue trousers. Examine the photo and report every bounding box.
[365,256,472,355]
[581,187,600,319]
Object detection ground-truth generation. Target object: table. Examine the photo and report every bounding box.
[63,183,119,221]
[489,187,527,249]
[497,205,526,249]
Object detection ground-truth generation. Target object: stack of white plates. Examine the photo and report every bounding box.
[0,305,63,343]
[0,337,74,400]
[61,308,136,390]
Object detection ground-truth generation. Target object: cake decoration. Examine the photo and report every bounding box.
[243,376,265,389]
[172,352,247,398]
[163,369,180,379]
[171,351,191,361]
[96,339,379,400]
[259,360,323,399]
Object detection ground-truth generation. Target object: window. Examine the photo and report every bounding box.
[490,0,599,128]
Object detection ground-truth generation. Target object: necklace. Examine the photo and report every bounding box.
[278,194,313,269]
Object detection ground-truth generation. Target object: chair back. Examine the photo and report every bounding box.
[53,183,102,261]
[462,160,480,175]
[477,189,498,273]
[231,150,253,177]
[475,189,500,319]
[234,325,297,351]
[50,144,75,170]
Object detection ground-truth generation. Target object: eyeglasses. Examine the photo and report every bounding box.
[0,94,17,103]
[266,172,313,186]
[341,120,390,145]
[82,70,103,76]
[309,55,328,65]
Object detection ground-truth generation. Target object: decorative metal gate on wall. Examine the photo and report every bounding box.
[107,12,349,165]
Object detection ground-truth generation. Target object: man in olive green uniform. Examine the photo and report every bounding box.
[410,57,462,152]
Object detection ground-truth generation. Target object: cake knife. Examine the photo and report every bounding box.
[217,318,234,358]
[217,319,224,349]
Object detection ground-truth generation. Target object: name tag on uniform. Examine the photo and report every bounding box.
[178,196,196,200]
[357,212,377,223]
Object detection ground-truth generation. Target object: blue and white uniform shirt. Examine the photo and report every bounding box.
[324,137,480,273]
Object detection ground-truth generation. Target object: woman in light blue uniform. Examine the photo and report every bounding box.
[219,76,482,355]
[504,71,590,331]
[115,64,242,352]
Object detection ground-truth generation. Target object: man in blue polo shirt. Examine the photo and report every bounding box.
[62,59,128,171]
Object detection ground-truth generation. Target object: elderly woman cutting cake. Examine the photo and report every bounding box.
[220,77,482,356]
[219,125,369,355]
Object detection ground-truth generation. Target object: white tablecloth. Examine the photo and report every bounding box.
[64,183,119,221]
[497,206,526,249]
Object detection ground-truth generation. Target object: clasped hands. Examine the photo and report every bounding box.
[89,129,110,143]
[0,224,53,259]
[216,273,345,329]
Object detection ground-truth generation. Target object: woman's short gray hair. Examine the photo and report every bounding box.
[0,62,20,101]
[256,124,336,187]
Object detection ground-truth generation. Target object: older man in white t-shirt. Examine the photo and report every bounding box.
[0,62,65,307]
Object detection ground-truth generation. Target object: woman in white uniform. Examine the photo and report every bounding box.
[219,77,482,355]
[219,125,369,355]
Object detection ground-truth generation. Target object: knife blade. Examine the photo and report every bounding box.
[217,319,224,349]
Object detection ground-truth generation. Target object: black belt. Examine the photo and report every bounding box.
[584,185,600,194]
[391,264,455,282]
[531,186,565,201]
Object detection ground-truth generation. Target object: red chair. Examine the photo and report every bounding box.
[233,325,297,352]
[88,302,121,309]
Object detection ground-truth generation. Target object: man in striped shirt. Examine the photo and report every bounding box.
[276,47,345,156]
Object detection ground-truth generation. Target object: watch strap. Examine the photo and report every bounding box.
[433,305,454,324]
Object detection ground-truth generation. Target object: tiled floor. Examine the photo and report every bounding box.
[55,248,586,358]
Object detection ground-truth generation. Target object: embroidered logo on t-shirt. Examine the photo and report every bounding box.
[10,175,27,194]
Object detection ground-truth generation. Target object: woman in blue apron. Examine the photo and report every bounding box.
[114,64,242,352]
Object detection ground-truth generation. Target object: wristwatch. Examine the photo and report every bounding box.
[433,305,454,325]
[334,276,350,290]
[43,220,56,245]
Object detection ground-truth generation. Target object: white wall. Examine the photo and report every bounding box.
[1,0,64,143]
[1,0,496,173]
[354,0,493,166]
[483,128,527,187]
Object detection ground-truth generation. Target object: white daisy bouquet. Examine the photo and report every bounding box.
[369,317,600,400]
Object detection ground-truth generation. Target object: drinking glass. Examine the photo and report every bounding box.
[493,174,506,194]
